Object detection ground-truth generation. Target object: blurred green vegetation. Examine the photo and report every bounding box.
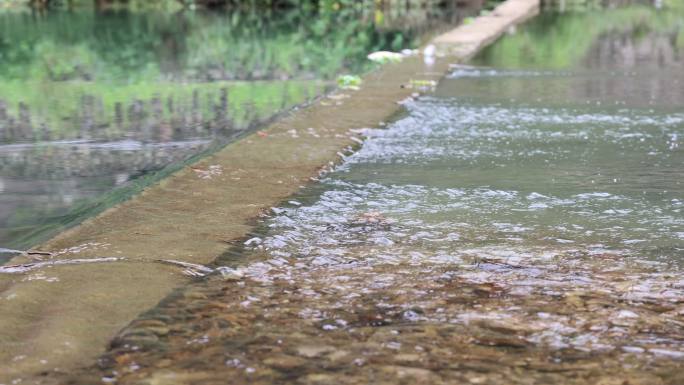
[0,8,423,83]
[473,3,684,68]
[2,0,453,10]
[0,6,442,140]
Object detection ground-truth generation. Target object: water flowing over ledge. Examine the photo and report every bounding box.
[0,0,543,382]
[66,5,684,382]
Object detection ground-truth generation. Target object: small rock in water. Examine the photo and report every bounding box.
[616,310,639,318]
[299,373,336,385]
[217,267,245,281]
[327,350,350,362]
[359,211,385,223]
[244,237,262,246]
[350,211,393,229]
[649,348,684,359]
[296,344,335,358]
[380,365,436,381]
[263,355,307,371]
[403,310,422,322]
[621,346,645,354]
[394,354,421,363]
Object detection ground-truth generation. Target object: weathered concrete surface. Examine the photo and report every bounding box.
[0,0,539,382]
[434,0,539,60]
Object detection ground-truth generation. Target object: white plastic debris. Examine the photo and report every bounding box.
[367,51,403,64]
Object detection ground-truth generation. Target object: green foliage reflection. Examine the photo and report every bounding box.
[473,5,684,69]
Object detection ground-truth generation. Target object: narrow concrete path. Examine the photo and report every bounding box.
[0,0,539,382]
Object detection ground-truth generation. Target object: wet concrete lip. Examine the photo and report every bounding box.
[0,0,541,381]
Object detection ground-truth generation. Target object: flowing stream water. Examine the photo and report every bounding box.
[8,2,684,385]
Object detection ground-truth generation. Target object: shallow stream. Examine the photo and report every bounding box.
[29,2,684,384]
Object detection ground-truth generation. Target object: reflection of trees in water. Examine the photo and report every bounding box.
[473,4,683,70]
[0,83,311,145]
[354,0,484,33]
[0,80,321,248]
[0,142,209,179]
[586,30,683,70]
[577,27,684,105]
[0,91,241,177]
[466,8,684,108]
[542,0,657,9]
[0,136,222,249]
[0,81,315,178]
